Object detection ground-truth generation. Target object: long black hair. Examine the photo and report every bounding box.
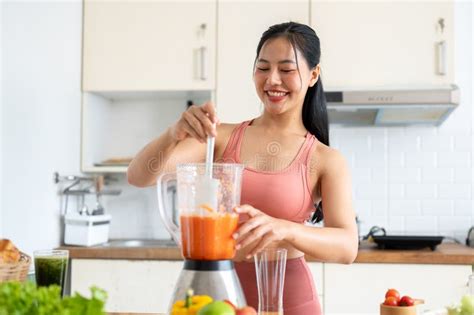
[255,22,329,223]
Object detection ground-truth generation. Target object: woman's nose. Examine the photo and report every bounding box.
[266,69,282,85]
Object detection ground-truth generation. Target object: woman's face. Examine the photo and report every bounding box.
[253,37,320,116]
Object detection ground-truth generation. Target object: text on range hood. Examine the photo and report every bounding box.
[325,85,459,126]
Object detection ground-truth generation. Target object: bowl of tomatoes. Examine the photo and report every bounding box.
[380,289,423,315]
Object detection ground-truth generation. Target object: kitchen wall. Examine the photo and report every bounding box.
[0,1,472,254]
[0,2,3,237]
[2,1,82,255]
[329,0,473,240]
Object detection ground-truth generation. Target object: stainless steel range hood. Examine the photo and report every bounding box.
[325,85,459,126]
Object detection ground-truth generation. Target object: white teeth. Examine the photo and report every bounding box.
[267,91,287,97]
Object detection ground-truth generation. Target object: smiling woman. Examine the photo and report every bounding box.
[253,37,320,117]
[127,22,358,315]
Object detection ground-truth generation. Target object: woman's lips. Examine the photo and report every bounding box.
[266,90,288,103]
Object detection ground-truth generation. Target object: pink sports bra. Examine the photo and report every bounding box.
[220,120,318,223]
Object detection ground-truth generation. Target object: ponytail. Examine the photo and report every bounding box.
[303,78,329,224]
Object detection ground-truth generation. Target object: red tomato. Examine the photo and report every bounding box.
[384,296,399,306]
[385,289,400,301]
[398,296,415,306]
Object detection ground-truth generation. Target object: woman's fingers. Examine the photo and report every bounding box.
[181,119,205,143]
[234,216,261,241]
[235,205,260,217]
[247,233,274,258]
[194,106,217,137]
[176,102,218,142]
[201,101,218,124]
[236,224,270,250]
[182,109,206,140]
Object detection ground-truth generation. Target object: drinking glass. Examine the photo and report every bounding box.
[254,248,287,315]
[34,249,69,296]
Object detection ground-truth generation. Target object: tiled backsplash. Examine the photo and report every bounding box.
[330,123,472,240]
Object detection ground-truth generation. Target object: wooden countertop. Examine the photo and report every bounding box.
[60,241,474,265]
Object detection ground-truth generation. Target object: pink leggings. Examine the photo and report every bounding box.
[235,257,322,315]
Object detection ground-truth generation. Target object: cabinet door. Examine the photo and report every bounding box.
[217,1,309,123]
[311,1,454,88]
[83,1,216,91]
[324,263,471,314]
[71,259,183,313]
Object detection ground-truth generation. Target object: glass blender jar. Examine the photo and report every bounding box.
[157,163,246,311]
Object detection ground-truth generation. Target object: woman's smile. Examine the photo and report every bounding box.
[265,89,289,103]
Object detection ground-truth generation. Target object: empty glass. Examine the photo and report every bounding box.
[254,248,287,315]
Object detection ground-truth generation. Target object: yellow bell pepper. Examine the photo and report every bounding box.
[171,289,213,315]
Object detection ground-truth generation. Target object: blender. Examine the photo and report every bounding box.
[157,163,246,312]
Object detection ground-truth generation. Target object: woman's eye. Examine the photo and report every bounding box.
[281,69,296,73]
[256,67,269,71]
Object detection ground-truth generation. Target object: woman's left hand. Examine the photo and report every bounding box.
[233,205,289,258]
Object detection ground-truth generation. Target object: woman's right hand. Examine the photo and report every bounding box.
[170,101,219,143]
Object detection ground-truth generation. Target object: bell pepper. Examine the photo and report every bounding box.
[171,289,213,315]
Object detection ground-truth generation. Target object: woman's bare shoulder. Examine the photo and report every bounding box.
[217,122,241,133]
[310,139,350,175]
[215,123,243,155]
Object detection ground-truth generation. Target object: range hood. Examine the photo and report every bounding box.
[325,85,459,126]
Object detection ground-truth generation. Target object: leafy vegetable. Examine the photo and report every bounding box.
[0,281,107,315]
[447,295,474,315]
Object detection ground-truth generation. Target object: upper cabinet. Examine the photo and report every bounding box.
[311,1,454,88]
[216,1,310,123]
[83,0,216,91]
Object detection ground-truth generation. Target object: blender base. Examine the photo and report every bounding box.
[168,259,247,312]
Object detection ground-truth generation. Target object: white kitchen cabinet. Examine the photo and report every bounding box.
[71,259,183,313]
[323,263,472,315]
[216,1,310,123]
[311,1,454,88]
[80,90,210,173]
[83,0,216,91]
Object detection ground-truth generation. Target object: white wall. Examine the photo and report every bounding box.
[2,1,82,255]
[0,1,3,237]
[0,3,4,236]
[330,1,473,240]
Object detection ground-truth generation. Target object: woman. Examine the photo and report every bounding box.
[128,22,358,314]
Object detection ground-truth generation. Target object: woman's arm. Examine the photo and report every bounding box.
[127,102,218,187]
[234,148,358,264]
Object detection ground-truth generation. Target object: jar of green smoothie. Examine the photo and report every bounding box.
[33,249,68,296]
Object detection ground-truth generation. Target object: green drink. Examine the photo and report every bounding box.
[34,250,68,296]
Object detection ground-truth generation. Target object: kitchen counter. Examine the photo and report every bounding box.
[60,241,474,265]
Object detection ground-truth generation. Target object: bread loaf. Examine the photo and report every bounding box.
[0,239,20,263]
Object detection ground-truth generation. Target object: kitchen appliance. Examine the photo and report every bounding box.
[372,235,444,251]
[326,85,459,126]
[157,163,246,312]
[466,226,474,247]
[64,212,111,246]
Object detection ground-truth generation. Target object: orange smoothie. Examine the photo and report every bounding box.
[180,212,238,260]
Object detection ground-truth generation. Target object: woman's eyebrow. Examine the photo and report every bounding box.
[257,58,296,64]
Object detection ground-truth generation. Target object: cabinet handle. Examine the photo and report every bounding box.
[436,40,446,76]
[200,46,208,81]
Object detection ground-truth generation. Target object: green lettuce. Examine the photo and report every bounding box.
[0,281,107,315]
